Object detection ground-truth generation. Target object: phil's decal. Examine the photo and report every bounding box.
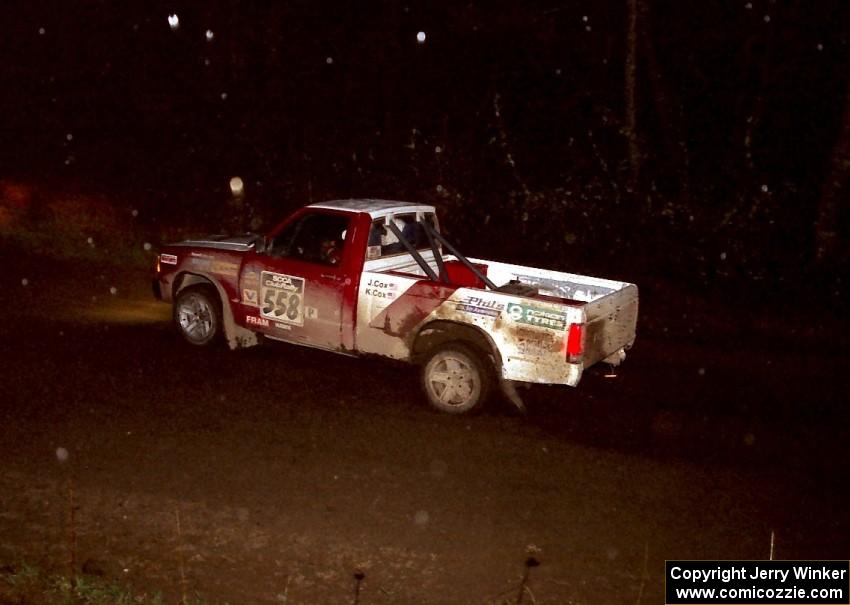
[260,271,305,326]
[455,295,504,318]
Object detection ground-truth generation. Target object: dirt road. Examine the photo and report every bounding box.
[1,254,848,604]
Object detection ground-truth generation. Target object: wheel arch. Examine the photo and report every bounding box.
[412,320,503,374]
[173,271,217,297]
[173,271,259,350]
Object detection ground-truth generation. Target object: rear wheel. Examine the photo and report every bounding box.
[174,285,221,346]
[421,343,492,414]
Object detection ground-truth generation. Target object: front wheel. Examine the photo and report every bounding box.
[420,343,492,414]
[174,285,222,346]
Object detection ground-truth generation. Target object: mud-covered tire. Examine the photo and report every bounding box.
[420,343,493,414]
[174,285,222,346]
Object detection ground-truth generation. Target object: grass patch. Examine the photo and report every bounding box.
[0,561,221,605]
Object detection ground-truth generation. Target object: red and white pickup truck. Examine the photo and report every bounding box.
[153,199,638,413]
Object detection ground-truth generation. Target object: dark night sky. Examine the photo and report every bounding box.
[2,1,849,291]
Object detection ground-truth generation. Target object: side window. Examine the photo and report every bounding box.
[270,212,349,266]
[367,213,436,260]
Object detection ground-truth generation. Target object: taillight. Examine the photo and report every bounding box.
[566,323,584,363]
[155,255,161,274]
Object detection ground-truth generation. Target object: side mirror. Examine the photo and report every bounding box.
[252,235,268,255]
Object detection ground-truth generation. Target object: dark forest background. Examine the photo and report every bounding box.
[2,1,849,309]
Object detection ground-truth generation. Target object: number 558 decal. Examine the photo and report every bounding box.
[260,271,306,326]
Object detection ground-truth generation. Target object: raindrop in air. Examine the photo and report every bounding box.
[66,133,73,141]
[220,92,228,100]
[817,43,823,51]
[205,29,214,41]
[168,14,179,30]
[230,176,244,196]
[326,56,334,65]
[109,286,118,296]
[434,145,442,154]
[761,184,769,192]
[56,447,69,462]
[416,31,426,43]
[763,14,770,22]
[38,27,46,35]
[414,510,429,525]
[21,278,29,286]
[143,242,152,251]
[131,209,138,217]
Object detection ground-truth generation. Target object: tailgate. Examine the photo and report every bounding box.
[582,284,639,366]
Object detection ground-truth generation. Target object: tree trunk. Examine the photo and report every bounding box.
[814,82,850,264]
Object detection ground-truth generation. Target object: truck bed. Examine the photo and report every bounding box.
[475,258,639,366]
[362,253,638,381]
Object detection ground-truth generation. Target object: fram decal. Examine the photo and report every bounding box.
[455,295,504,318]
[245,315,269,327]
[242,288,259,306]
[260,271,305,326]
[160,254,178,265]
[506,302,568,331]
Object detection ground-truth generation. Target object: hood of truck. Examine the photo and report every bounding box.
[168,234,259,252]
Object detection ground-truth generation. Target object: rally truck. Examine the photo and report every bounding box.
[153,199,638,413]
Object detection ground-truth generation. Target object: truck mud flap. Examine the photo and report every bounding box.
[500,379,526,413]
